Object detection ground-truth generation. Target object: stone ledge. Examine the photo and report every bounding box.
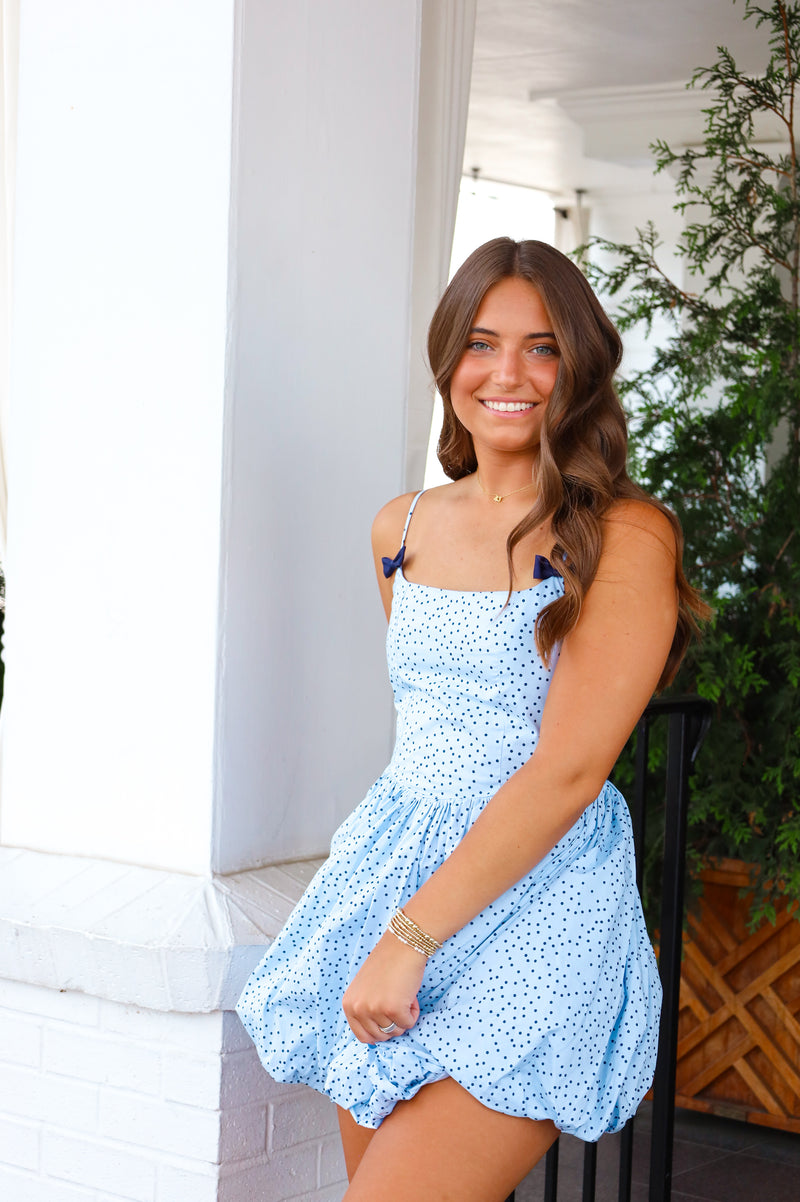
[0,847,323,1013]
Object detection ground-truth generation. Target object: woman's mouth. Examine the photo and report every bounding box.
[480,399,537,412]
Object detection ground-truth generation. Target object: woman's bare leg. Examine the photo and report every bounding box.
[342,1077,559,1202]
[337,1106,376,1181]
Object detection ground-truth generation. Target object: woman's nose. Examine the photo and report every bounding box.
[492,347,525,387]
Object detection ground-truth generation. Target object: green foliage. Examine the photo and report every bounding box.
[586,0,800,928]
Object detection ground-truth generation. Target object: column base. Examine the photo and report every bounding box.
[0,847,345,1202]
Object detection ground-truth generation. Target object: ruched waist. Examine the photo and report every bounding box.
[379,761,499,816]
[332,767,633,898]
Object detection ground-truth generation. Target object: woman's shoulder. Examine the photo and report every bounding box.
[371,483,457,551]
[600,497,678,570]
[371,491,419,554]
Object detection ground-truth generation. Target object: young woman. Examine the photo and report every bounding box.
[236,238,706,1201]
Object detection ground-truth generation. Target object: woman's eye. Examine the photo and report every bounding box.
[467,339,491,351]
[531,344,557,357]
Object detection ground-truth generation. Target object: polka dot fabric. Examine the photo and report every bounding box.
[236,495,662,1141]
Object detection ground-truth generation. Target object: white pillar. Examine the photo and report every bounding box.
[214,0,434,872]
[0,1,475,1198]
[0,0,19,554]
[215,0,476,873]
[2,0,476,879]
[3,0,235,873]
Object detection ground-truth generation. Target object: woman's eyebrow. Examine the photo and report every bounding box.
[469,325,556,339]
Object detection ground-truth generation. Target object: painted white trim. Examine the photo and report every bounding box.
[543,80,787,167]
[538,80,714,121]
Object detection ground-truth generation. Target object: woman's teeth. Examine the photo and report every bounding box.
[481,400,535,412]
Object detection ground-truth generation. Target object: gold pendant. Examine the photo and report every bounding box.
[493,495,503,503]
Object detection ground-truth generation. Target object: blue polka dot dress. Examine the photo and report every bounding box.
[236,491,662,1140]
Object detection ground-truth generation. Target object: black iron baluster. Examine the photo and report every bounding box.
[647,699,711,1202]
[581,1142,597,1200]
[632,712,650,890]
[614,714,650,1202]
[618,1119,634,1201]
[648,710,689,1202]
[544,1139,559,1202]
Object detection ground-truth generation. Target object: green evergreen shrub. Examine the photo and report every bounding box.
[590,0,800,927]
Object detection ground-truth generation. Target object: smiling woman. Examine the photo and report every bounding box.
[236,238,709,1202]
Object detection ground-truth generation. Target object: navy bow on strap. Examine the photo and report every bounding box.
[384,546,558,582]
[382,546,406,579]
[533,554,562,581]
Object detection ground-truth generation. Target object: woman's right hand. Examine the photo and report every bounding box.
[342,931,425,1043]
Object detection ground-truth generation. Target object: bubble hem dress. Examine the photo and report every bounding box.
[236,491,662,1141]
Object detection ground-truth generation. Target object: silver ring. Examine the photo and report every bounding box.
[378,1022,397,1033]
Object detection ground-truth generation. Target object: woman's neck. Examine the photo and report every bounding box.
[471,452,539,503]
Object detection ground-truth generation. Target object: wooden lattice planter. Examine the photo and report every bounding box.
[675,859,800,1134]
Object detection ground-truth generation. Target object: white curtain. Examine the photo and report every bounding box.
[0,0,19,563]
[405,0,477,490]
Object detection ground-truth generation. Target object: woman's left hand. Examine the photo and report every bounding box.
[342,931,426,1043]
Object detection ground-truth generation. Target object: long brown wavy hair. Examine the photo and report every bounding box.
[427,237,708,690]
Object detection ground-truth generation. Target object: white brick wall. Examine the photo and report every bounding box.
[0,851,346,1199]
[0,980,347,1202]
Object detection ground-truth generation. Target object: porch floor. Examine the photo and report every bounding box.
[515,1105,800,1201]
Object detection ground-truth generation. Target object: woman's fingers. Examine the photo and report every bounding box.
[345,1014,406,1043]
[371,1019,405,1042]
[343,1000,407,1042]
[343,995,416,1038]
[341,985,411,1041]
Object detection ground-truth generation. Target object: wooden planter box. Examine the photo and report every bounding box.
[675,858,800,1134]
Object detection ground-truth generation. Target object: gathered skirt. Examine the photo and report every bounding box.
[235,769,661,1141]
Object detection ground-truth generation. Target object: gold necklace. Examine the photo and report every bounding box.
[476,472,536,504]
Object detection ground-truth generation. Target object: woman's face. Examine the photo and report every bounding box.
[449,276,559,459]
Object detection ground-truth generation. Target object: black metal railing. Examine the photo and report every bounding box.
[505,695,713,1202]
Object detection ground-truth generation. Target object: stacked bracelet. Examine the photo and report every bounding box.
[388,908,443,957]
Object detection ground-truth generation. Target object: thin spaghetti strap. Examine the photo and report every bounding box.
[401,489,426,545]
[382,489,426,579]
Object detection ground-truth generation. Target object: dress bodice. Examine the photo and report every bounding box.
[385,567,564,803]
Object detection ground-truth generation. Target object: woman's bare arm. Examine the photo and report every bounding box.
[404,500,678,937]
[343,499,678,1042]
[371,492,417,621]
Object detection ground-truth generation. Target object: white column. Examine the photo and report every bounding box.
[214,0,477,873]
[213,0,422,872]
[0,0,19,554]
[2,0,234,873]
[0,2,476,1198]
[2,0,476,877]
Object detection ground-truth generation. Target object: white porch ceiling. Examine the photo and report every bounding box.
[464,0,774,196]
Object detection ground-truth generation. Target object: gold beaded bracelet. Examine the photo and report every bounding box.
[388,908,443,958]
